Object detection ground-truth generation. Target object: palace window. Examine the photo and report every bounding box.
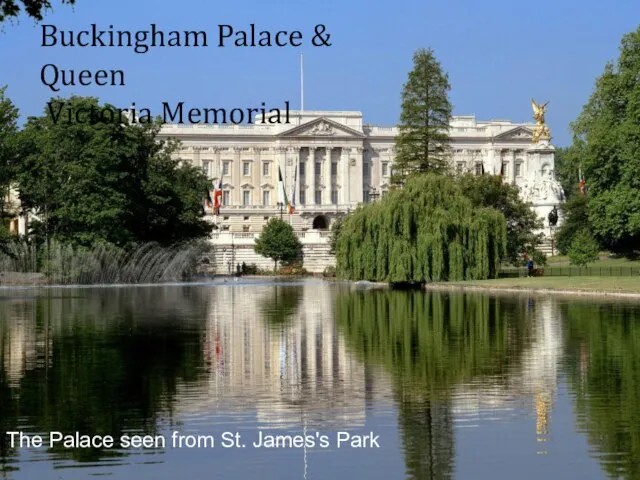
[382,162,388,176]
[222,161,231,175]
[221,225,229,231]
[262,162,269,176]
[263,190,271,206]
[475,163,483,175]
[202,160,212,177]
[222,191,230,206]
[315,161,321,180]
[314,190,322,205]
[242,225,250,232]
[243,216,249,221]
[331,162,338,177]
[363,190,370,203]
[242,190,251,206]
[456,162,464,174]
[263,216,269,221]
[515,162,523,177]
[243,162,250,176]
[502,162,509,176]
[299,190,306,205]
[299,162,305,175]
[331,190,338,205]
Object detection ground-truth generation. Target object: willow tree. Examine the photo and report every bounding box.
[393,48,452,184]
[335,174,506,282]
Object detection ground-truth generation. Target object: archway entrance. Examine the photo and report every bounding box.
[312,215,329,230]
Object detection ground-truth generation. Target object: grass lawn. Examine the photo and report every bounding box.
[545,253,640,267]
[443,276,640,293]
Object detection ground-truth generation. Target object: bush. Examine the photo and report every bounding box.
[241,262,258,275]
[278,263,308,276]
[568,229,600,267]
[323,265,336,277]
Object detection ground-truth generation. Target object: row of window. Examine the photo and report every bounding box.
[218,189,341,207]
[457,161,524,177]
[202,160,392,179]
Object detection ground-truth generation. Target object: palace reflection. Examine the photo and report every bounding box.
[174,281,388,427]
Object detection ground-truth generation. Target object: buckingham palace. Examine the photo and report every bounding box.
[160,110,564,230]
[157,109,564,272]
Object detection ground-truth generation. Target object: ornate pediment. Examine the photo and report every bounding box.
[240,183,254,189]
[278,117,366,138]
[221,183,234,189]
[494,126,534,141]
[260,183,275,189]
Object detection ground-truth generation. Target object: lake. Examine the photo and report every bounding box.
[0,278,638,479]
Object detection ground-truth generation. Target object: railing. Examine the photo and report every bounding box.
[499,266,640,277]
[209,231,330,243]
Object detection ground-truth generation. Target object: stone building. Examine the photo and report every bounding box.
[159,110,564,271]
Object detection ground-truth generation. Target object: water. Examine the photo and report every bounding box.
[1,279,639,479]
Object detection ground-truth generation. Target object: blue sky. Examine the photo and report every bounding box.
[1,0,639,145]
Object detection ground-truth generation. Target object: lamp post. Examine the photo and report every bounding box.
[369,187,380,203]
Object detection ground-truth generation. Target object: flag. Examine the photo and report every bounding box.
[288,165,297,214]
[204,189,213,211]
[579,179,586,196]
[278,166,288,207]
[213,173,223,215]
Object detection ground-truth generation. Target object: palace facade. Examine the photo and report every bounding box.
[159,110,564,236]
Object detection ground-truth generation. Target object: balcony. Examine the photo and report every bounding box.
[209,230,330,245]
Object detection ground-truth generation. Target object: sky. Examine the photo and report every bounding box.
[1,0,640,146]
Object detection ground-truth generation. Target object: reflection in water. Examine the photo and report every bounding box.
[562,301,640,479]
[335,291,536,479]
[188,283,373,427]
[0,287,208,467]
[0,282,640,479]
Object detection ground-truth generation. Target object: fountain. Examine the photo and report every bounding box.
[0,240,210,286]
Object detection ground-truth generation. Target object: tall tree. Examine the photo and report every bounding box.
[254,218,301,270]
[15,96,212,248]
[0,0,75,22]
[568,25,640,253]
[0,87,18,254]
[458,173,544,265]
[394,48,452,183]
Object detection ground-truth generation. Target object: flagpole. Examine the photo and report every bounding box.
[300,53,304,113]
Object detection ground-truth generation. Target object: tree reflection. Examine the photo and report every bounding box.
[562,301,640,480]
[335,290,530,480]
[0,287,208,467]
[258,285,303,330]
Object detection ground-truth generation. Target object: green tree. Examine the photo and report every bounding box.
[554,146,583,200]
[0,87,19,255]
[568,229,600,267]
[254,218,301,270]
[458,173,543,266]
[555,194,591,255]
[1,0,75,22]
[14,96,212,248]
[328,216,344,255]
[394,48,452,183]
[567,25,640,253]
[335,174,507,283]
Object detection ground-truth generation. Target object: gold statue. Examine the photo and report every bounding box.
[531,99,551,143]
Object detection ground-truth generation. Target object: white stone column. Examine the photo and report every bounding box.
[324,146,332,205]
[309,147,316,205]
[511,150,517,184]
[340,147,349,205]
[350,147,364,204]
[233,148,241,206]
[214,147,221,179]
